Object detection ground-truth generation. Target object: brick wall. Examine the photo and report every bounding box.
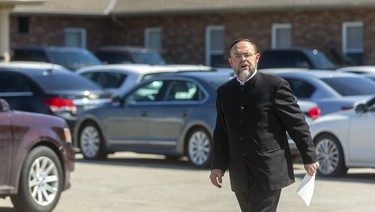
[10,8,375,65]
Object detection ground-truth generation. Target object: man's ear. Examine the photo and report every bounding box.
[255,53,260,63]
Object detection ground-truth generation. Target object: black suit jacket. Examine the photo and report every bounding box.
[211,71,317,192]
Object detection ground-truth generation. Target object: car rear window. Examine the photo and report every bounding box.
[31,71,102,91]
[322,77,375,96]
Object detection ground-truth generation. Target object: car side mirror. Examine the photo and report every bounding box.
[0,98,10,112]
[111,95,126,107]
[354,103,366,113]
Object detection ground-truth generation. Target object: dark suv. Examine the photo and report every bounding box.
[11,46,101,71]
[258,48,337,70]
[95,46,167,65]
[0,62,111,132]
[0,98,75,212]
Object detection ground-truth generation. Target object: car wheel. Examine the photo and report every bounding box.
[186,127,213,168]
[11,146,63,212]
[315,134,348,177]
[79,122,108,160]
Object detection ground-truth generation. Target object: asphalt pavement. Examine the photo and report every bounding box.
[1,152,375,212]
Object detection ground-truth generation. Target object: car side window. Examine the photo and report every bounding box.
[96,52,132,64]
[164,80,201,101]
[12,49,48,62]
[288,52,311,68]
[285,78,315,98]
[126,80,164,103]
[0,72,32,93]
[81,72,126,89]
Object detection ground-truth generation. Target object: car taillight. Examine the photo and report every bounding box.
[44,97,77,114]
[308,106,321,120]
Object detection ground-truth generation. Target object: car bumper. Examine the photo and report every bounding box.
[61,141,75,191]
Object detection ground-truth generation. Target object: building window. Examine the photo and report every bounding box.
[145,28,162,49]
[343,22,363,65]
[64,28,86,48]
[205,25,224,67]
[18,16,29,34]
[272,24,292,49]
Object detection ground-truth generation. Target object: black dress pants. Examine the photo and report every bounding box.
[234,172,281,212]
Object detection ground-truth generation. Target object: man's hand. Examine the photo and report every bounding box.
[304,162,320,176]
[209,169,224,188]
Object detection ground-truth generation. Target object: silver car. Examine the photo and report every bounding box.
[261,69,375,115]
[76,64,213,96]
[74,71,319,168]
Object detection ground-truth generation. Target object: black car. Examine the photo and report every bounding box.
[0,62,111,132]
[11,46,102,71]
[258,48,337,70]
[95,46,167,65]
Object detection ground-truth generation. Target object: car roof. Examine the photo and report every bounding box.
[261,48,320,53]
[76,64,214,74]
[151,69,234,81]
[13,46,89,51]
[260,69,362,78]
[96,46,157,52]
[76,64,186,74]
[0,61,68,71]
[337,66,375,72]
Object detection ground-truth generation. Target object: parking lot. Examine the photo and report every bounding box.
[1,152,375,212]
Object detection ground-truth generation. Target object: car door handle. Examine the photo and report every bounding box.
[181,111,188,117]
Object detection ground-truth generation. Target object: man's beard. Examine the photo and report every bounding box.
[237,69,251,80]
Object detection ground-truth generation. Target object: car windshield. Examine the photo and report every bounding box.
[48,50,101,70]
[305,50,336,69]
[322,77,375,96]
[31,71,102,91]
[132,51,166,65]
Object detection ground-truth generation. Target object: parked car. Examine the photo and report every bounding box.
[258,48,337,70]
[74,70,320,167]
[336,65,375,74]
[76,64,213,96]
[95,46,167,65]
[336,65,375,81]
[0,98,75,212]
[11,46,102,70]
[261,69,375,115]
[309,96,375,177]
[0,62,112,132]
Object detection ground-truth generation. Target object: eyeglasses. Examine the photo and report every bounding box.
[231,53,257,60]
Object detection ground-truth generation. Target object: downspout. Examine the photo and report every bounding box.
[105,0,131,45]
[0,5,14,62]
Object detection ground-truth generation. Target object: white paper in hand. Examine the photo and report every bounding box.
[296,174,315,207]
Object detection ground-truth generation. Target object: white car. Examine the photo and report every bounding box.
[309,96,375,177]
[337,65,375,74]
[76,64,212,96]
[336,65,375,81]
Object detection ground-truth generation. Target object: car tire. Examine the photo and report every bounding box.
[314,134,348,177]
[11,146,64,212]
[78,121,108,160]
[186,127,213,168]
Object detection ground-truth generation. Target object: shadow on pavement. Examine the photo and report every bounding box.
[0,207,15,212]
[294,169,375,184]
[74,153,205,171]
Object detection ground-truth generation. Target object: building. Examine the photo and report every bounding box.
[6,0,375,66]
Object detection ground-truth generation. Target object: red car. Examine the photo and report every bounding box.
[0,98,75,212]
